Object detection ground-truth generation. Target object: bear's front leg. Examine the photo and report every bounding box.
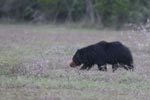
[80,64,88,70]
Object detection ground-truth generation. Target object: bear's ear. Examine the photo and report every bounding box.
[77,49,80,51]
[77,49,81,53]
[76,49,81,56]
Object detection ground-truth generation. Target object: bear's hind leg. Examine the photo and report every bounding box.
[127,63,134,71]
[98,64,107,71]
[120,64,129,71]
[112,64,119,72]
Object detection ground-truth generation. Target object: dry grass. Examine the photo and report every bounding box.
[0,24,150,100]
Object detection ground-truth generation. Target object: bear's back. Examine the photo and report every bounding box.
[107,41,133,64]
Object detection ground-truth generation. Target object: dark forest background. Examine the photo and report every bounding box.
[0,0,150,27]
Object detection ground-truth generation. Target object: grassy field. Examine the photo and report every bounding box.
[0,24,150,100]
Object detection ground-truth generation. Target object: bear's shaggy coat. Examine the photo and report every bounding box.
[70,41,134,72]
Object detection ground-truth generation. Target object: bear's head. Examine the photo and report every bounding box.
[70,50,82,67]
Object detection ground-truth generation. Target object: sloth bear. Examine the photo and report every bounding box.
[70,41,134,72]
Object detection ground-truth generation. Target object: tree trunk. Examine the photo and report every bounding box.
[65,0,75,22]
[67,10,73,22]
[95,9,102,24]
[85,0,95,24]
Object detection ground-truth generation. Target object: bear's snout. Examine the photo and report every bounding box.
[69,61,77,67]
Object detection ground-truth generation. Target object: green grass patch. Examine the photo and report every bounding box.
[0,75,150,91]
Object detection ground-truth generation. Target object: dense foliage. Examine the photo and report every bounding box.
[0,0,150,26]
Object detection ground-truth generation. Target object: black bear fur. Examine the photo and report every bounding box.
[70,41,134,72]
